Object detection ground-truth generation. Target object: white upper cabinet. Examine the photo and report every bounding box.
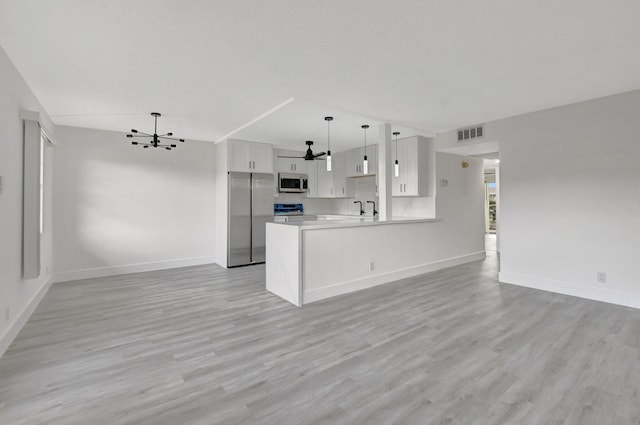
[331,152,353,198]
[277,155,308,174]
[316,158,333,198]
[306,160,318,197]
[306,152,353,198]
[345,145,377,177]
[228,139,273,173]
[392,136,429,197]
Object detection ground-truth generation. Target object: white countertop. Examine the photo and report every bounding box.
[268,214,438,230]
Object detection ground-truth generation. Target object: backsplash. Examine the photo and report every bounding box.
[274,175,435,218]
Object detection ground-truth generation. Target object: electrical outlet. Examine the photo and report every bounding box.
[440,179,448,187]
[369,261,375,271]
[596,272,607,283]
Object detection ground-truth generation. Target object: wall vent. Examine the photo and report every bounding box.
[457,124,484,142]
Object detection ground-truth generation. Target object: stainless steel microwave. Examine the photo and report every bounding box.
[278,173,308,193]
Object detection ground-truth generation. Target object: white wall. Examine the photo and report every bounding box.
[489,90,640,308]
[0,47,54,356]
[53,126,217,281]
[433,152,486,257]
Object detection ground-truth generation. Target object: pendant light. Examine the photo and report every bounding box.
[393,131,400,177]
[325,116,333,171]
[361,124,369,174]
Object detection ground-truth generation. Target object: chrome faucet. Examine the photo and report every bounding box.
[353,201,364,216]
[367,200,378,216]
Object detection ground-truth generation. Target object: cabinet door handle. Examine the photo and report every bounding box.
[342,187,344,194]
[253,161,256,169]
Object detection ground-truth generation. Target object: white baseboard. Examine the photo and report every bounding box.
[499,271,640,310]
[303,251,486,304]
[53,256,217,283]
[0,276,53,358]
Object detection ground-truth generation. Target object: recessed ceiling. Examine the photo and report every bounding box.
[1,0,639,151]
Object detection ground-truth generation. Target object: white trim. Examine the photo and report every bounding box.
[20,109,56,145]
[215,97,295,143]
[498,271,640,310]
[53,256,217,283]
[303,251,486,304]
[0,277,53,358]
[19,109,40,122]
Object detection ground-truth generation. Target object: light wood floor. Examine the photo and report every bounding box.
[2,239,640,424]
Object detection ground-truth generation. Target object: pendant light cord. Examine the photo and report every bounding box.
[395,132,398,159]
[361,124,369,155]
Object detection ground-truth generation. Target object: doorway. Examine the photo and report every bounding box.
[482,158,500,254]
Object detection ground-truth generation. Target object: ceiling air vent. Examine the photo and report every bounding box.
[457,125,484,142]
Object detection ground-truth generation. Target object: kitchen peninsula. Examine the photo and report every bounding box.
[266,215,485,306]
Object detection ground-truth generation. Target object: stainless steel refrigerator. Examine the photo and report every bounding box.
[228,172,274,267]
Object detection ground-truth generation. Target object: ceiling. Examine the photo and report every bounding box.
[1,0,639,152]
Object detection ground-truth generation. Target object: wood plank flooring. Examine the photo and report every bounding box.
[2,241,640,424]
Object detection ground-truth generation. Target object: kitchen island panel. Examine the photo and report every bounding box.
[266,218,485,306]
[302,221,483,304]
[266,223,302,306]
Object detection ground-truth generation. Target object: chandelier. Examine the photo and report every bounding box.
[126,112,185,150]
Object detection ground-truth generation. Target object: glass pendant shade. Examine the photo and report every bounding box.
[325,116,333,172]
[362,124,369,175]
[393,131,400,178]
